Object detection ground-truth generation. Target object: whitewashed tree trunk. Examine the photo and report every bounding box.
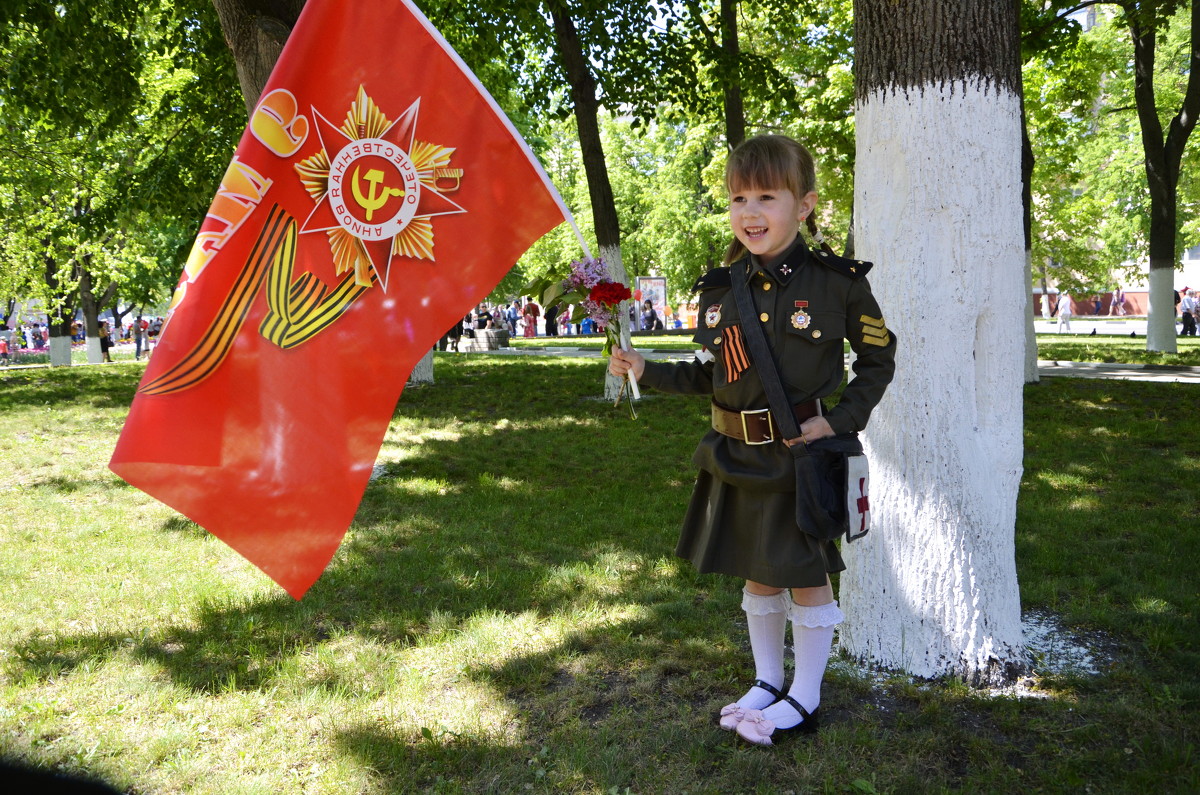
[841,0,1026,684]
[49,336,72,367]
[1024,252,1040,384]
[408,348,434,385]
[86,337,103,365]
[1146,268,1177,350]
[600,242,629,402]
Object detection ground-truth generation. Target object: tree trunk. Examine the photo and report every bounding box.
[1020,74,1039,384]
[1024,251,1040,384]
[43,248,77,368]
[1129,1,1200,352]
[546,2,629,400]
[79,266,104,364]
[79,264,118,365]
[210,0,305,113]
[720,0,746,150]
[843,0,1026,684]
[409,348,434,384]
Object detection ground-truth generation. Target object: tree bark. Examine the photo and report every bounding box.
[843,0,1026,684]
[210,0,305,113]
[546,1,630,399]
[720,0,746,150]
[1021,107,1039,384]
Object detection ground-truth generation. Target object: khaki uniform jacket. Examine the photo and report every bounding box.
[640,239,896,492]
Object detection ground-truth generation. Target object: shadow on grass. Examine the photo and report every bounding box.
[159,515,208,536]
[11,356,719,685]
[8,359,1200,791]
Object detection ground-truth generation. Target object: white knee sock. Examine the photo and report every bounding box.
[762,600,844,727]
[735,588,790,709]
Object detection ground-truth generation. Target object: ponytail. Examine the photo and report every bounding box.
[805,215,837,256]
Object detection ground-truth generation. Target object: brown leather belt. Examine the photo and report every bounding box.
[711,400,821,445]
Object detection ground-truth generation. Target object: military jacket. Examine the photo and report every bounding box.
[640,238,896,491]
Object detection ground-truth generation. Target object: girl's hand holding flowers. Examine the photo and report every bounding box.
[608,347,645,381]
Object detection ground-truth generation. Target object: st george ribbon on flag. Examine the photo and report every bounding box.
[109,0,576,599]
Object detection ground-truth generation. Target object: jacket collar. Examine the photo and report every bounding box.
[744,236,810,285]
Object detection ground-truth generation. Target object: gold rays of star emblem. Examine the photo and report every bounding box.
[293,86,466,289]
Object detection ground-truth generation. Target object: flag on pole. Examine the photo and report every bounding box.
[109,0,571,599]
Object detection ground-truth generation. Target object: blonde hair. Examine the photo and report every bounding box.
[722,135,821,265]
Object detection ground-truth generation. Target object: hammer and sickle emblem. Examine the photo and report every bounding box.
[351,165,405,221]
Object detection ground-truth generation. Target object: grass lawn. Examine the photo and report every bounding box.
[0,343,1196,793]
[1036,335,1200,367]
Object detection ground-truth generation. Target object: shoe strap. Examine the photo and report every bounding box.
[781,694,813,722]
[751,679,783,699]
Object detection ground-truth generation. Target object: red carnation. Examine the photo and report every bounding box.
[589,281,632,307]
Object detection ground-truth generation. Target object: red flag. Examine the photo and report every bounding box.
[109,0,570,598]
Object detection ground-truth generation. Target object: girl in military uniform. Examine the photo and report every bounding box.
[610,135,895,746]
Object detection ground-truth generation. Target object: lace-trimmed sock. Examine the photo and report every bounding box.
[761,600,844,729]
[734,588,790,710]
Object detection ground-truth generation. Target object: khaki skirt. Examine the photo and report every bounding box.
[676,469,845,588]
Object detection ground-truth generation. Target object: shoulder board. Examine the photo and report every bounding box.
[813,248,873,279]
[691,266,732,293]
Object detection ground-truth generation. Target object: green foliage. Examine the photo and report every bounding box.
[1025,3,1200,292]
[1024,15,1117,292]
[0,0,242,315]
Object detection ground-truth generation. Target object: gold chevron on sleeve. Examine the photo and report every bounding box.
[859,314,891,347]
[862,330,891,346]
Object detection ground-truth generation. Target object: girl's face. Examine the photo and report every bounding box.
[729,185,817,262]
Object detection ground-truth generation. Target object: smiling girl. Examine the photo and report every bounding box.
[609,134,896,746]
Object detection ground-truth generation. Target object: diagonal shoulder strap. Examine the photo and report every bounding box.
[729,260,802,443]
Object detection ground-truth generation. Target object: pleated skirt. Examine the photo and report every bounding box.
[675,470,845,588]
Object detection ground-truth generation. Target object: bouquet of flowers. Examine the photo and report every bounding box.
[528,256,640,417]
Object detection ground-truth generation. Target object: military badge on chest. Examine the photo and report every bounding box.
[705,303,723,327]
[790,300,811,330]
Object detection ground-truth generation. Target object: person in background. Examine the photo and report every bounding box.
[133,315,146,360]
[641,299,662,331]
[523,297,540,337]
[99,321,113,363]
[1056,294,1072,333]
[1180,288,1197,336]
[506,300,520,335]
[1110,286,1126,316]
[474,304,492,332]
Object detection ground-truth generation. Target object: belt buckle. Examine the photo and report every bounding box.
[740,408,774,445]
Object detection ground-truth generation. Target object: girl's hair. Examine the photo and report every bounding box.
[722,134,831,265]
[724,134,816,198]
